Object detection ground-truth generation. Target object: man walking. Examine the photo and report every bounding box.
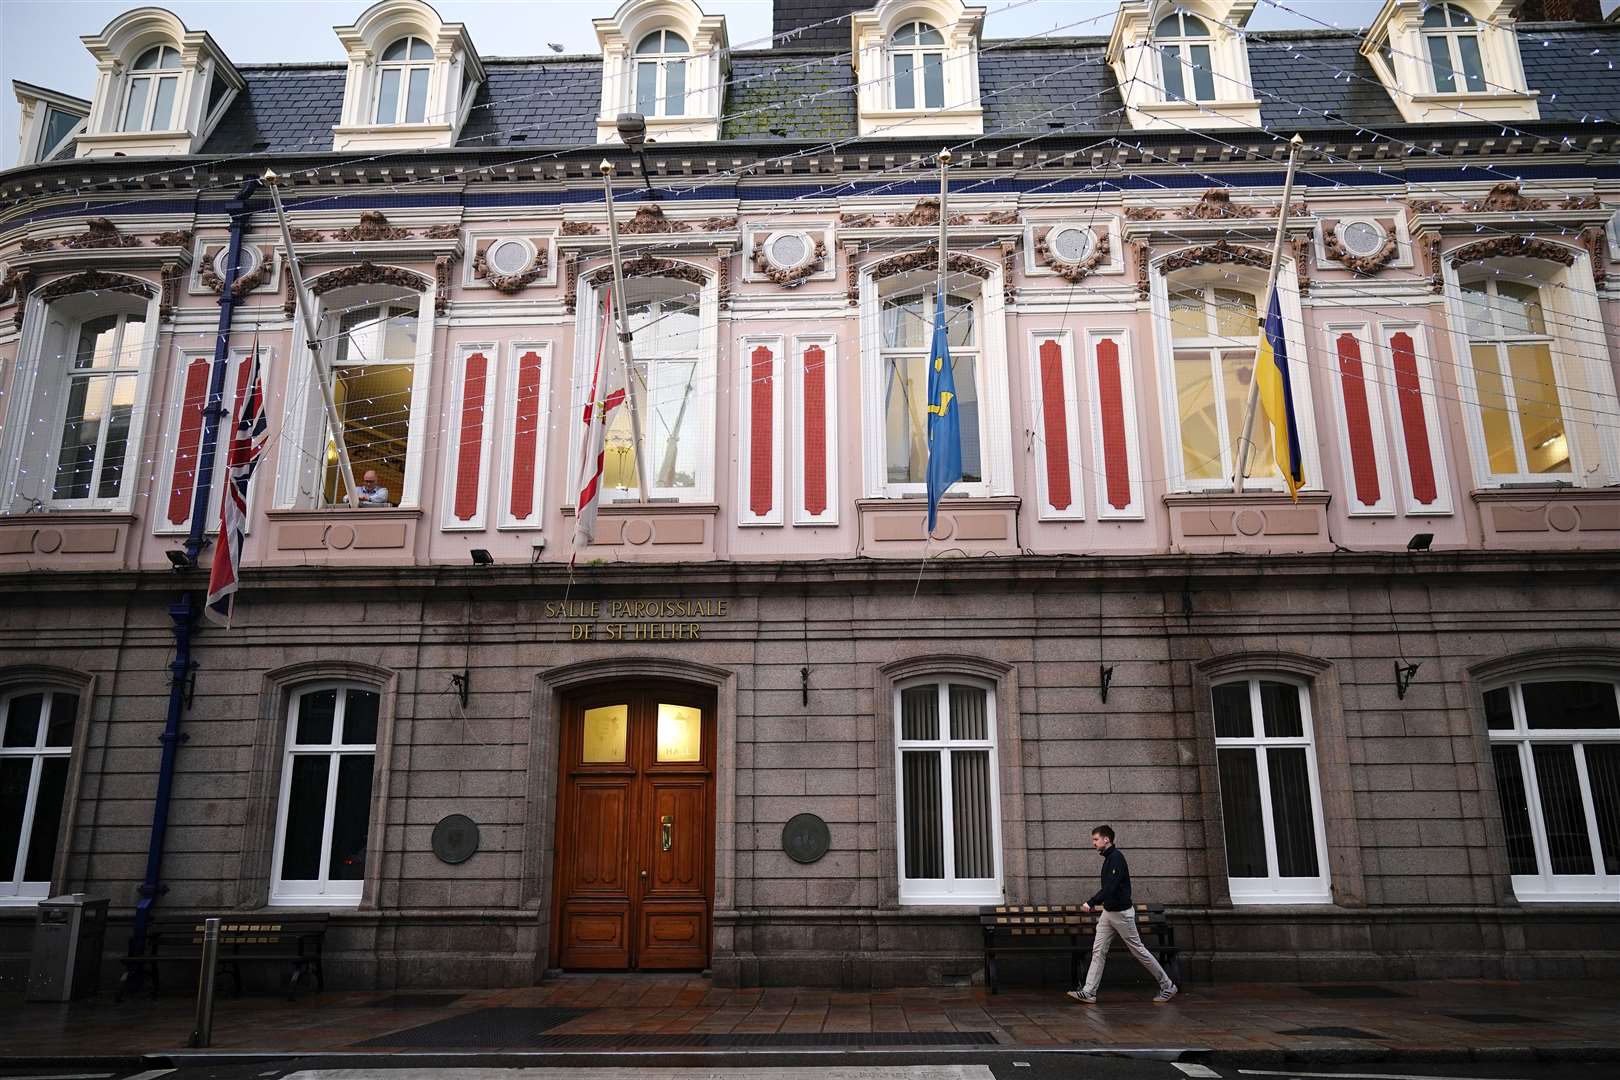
[1067,824,1178,1004]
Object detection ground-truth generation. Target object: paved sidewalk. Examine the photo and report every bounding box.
[1,976,1614,1061]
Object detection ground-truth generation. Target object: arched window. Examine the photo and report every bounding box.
[271,684,379,905]
[1,687,77,901]
[1459,277,1570,481]
[602,277,703,497]
[1165,281,1271,487]
[881,288,981,490]
[634,30,689,118]
[52,311,147,505]
[896,677,1001,903]
[375,35,434,124]
[1212,677,1331,903]
[1484,677,1619,901]
[1422,3,1485,94]
[120,44,182,132]
[1155,10,1216,102]
[889,21,945,110]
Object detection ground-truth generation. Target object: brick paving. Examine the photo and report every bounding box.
[2,975,1616,1058]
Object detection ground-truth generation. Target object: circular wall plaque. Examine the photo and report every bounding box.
[432,814,480,865]
[781,813,831,865]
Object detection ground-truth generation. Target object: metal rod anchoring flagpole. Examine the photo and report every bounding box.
[600,159,653,504]
[1232,133,1305,495]
[263,170,360,509]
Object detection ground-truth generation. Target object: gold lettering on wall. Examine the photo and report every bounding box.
[548,597,728,643]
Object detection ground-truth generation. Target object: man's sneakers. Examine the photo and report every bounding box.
[1066,989,1097,1004]
[1153,986,1179,1004]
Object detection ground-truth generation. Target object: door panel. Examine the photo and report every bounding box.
[553,688,713,971]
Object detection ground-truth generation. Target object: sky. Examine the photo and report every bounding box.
[2,0,1616,156]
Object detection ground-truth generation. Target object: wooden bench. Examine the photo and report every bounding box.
[117,915,328,1001]
[979,903,1181,994]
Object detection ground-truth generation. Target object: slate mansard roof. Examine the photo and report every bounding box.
[186,21,1620,156]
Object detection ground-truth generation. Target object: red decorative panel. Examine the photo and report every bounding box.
[454,352,488,521]
[166,358,211,525]
[1335,333,1381,507]
[1037,339,1072,511]
[510,350,543,520]
[750,345,774,517]
[1389,332,1438,506]
[1095,338,1131,511]
[802,345,827,516]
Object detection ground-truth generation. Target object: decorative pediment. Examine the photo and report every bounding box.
[1034,228,1110,283]
[38,268,155,302]
[1449,235,1577,269]
[1158,240,1269,274]
[869,248,994,282]
[585,254,708,288]
[308,261,430,296]
[65,218,143,250]
[621,204,690,235]
[839,200,1019,230]
[333,211,412,243]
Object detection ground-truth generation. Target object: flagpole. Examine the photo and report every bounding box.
[937,147,952,293]
[1231,133,1304,495]
[600,159,653,504]
[262,170,360,509]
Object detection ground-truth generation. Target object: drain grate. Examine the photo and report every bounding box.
[358,1006,588,1047]
[1300,985,1408,999]
[1442,1013,1549,1025]
[529,1031,1001,1049]
[367,993,466,1009]
[1278,1026,1387,1040]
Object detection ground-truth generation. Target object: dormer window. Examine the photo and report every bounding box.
[120,46,182,132]
[375,36,434,124]
[12,82,89,167]
[1155,11,1216,102]
[634,30,689,117]
[1422,4,1485,93]
[890,21,945,110]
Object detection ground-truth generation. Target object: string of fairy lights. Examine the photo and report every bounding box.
[3,4,1619,516]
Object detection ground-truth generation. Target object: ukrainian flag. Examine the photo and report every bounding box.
[925,284,962,534]
[1254,288,1304,499]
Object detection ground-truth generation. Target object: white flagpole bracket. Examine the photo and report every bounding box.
[600,160,653,505]
[263,170,361,509]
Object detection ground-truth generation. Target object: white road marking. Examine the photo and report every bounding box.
[4,1074,114,1080]
[124,1070,178,1080]
[1239,1069,1532,1080]
[1172,1065,1222,1078]
[283,1069,998,1080]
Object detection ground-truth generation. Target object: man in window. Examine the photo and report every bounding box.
[356,470,390,508]
[1068,824,1178,1005]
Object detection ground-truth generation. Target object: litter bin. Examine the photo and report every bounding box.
[26,894,110,1002]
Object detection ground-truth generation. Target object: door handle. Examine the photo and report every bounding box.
[661,814,673,852]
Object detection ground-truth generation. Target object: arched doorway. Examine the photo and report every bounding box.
[550,681,716,970]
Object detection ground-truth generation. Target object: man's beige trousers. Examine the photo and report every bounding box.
[1080,907,1175,995]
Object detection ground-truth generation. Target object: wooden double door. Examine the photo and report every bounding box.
[552,685,715,970]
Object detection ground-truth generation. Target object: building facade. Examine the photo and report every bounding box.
[2,0,1619,989]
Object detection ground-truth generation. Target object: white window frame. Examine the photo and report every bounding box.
[45,310,152,510]
[373,36,435,125]
[1422,3,1486,95]
[1154,11,1217,102]
[633,29,690,119]
[1485,677,1620,903]
[118,45,183,133]
[268,683,378,907]
[1213,677,1333,905]
[570,271,718,505]
[497,340,554,530]
[0,688,76,904]
[895,677,1003,905]
[1162,282,1272,492]
[35,104,86,161]
[860,263,1012,501]
[1321,321,1396,517]
[889,21,946,111]
[1375,321,1454,515]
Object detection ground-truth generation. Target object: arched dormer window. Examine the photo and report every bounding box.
[889,21,946,111]
[375,35,434,124]
[1422,3,1485,94]
[1154,11,1216,102]
[634,30,689,118]
[120,45,182,132]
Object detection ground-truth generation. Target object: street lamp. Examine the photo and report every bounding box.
[615,112,656,194]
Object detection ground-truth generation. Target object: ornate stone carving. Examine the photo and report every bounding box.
[585,253,707,287]
[308,261,429,296]
[563,253,579,314]
[1463,182,1549,214]
[1001,241,1017,305]
[152,230,193,248]
[199,247,270,297]
[1133,240,1150,299]
[1449,234,1577,269]
[717,253,731,311]
[423,223,462,240]
[888,197,971,228]
[868,247,994,283]
[19,238,53,254]
[435,255,455,316]
[1158,240,1269,274]
[473,251,545,294]
[838,212,880,229]
[699,216,738,232]
[282,262,296,317]
[1419,231,1442,293]
[561,220,600,237]
[160,261,181,318]
[1291,236,1312,297]
[63,217,142,249]
[844,242,860,306]
[619,204,690,235]
[1559,194,1603,211]
[289,227,326,244]
[332,210,411,243]
[981,210,1021,225]
[1323,225,1399,277]
[751,237,827,288]
[1581,226,1608,287]
[38,269,155,302]
[1034,226,1109,283]
[1185,189,1262,220]
[1125,206,1165,221]
[5,268,34,328]
[1408,199,1450,215]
